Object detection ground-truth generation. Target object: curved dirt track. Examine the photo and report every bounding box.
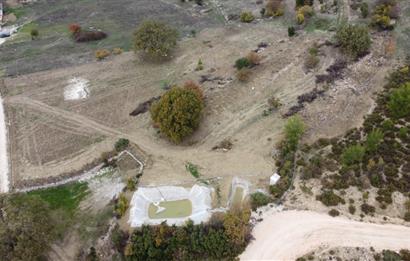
[240,210,410,261]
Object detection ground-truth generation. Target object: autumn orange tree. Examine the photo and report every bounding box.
[150,84,204,143]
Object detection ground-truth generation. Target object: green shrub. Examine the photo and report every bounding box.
[360,203,375,215]
[185,162,200,178]
[288,26,296,37]
[240,12,255,23]
[150,86,204,143]
[388,82,410,118]
[316,190,345,206]
[133,20,179,58]
[328,209,340,217]
[284,115,305,152]
[382,250,401,261]
[250,192,272,210]
[398,127,408,139]
[360,2,369,18]
[114,193,129,217]
[115,138,129,152]
[235,57,251,70]
[335,24,371,58]
[349,204,356,214]
[341,145,365,166]
[365,129,384,153]
[30,29,39,40]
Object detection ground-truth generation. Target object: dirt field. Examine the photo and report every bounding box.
[3,21,331,198]
[240,210,410,260]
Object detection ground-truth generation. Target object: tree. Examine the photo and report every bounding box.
[335,24,371,59]
[133,20,178,58]
[284,115,305,152]
[388,82,410,118]
[0,194,56,260]
[150,86,204,143]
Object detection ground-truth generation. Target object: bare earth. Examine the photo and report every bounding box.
[240,210,410,261]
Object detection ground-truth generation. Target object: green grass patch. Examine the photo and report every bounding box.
[28,182,89,215]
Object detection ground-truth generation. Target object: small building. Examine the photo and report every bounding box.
[269,173,281,185]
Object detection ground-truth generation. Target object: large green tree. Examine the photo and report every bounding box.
[133,20,178,58]
[0,194,56,261]
[150,86,204,143]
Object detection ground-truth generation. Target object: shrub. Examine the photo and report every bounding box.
[298,5,314,17]
[296,12,305,24]
[69,23,81,34]
[235,57,251,70]
[305,53,320,70]
[335,24,371,59]
[237,68,252,82]
[388,82,410,118]
[114,193,129,217]
[240,11,255,23]
[150,86,203,143]
[95,49,110,60]
[360,203,375,215]
[360,2,369,18]
[295,0,305,8]
[250,192,272,210]
[316,190,345,206]
[133,20,178,58]
[328,209,340,217]
[349,204,356,214]
[112,48,123,55]
[288,26,296,37]
[265,0,284,17]
[382,250,401,261]
[183,80,204,101]
[341,145,365,166]
[74,31,107,42]
[115,138,130,152]
[195,58,204,71]
[30,29,39,40]
[284,115,305,152]
[365,129,384,153]
[246,52,262,66]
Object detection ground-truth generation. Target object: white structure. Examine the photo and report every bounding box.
[128,185,212,227]
[269,173,281,185]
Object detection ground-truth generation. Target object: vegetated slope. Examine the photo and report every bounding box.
[0,0,221,76]
[240,210,410,260]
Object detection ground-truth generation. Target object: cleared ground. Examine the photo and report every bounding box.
[240,210,410,260]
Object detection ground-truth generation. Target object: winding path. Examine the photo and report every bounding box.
[240,210,410,260]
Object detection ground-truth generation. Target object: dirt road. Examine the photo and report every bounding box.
[0,95,9,193]
[240,210,410,260]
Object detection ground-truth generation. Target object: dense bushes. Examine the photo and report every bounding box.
[371,0,399,30]
[250,192,272,210]
[133,20,179,58]
[125,207,251,260]
[316,190,345,206]
[115,138,130,152]
[150,84,204,143]
[335,24,371,59]
[0,194,57,260]
[387,82,410,119]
